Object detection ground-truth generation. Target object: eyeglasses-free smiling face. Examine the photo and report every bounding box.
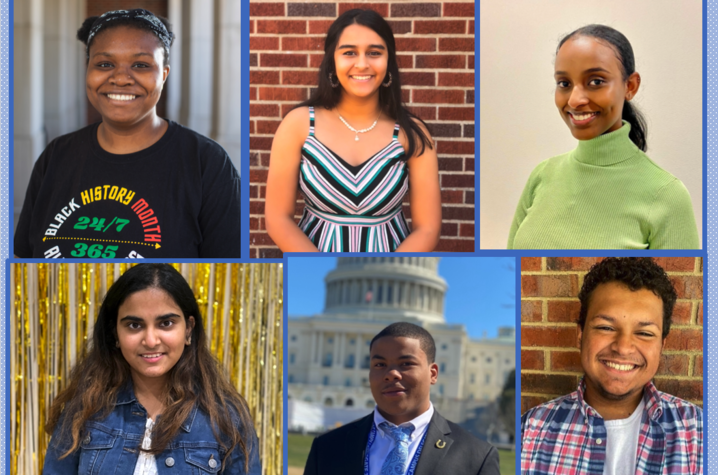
[86,25,169,128]
[369,336,438,425]
[117,288,194,386]
[579,281,664,405]
[554,36,640,141]
[333,24,389,98]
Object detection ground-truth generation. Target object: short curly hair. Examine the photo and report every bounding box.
[578,257,677,339]
[370,322,436,363]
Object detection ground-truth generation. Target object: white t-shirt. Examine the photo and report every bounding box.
[603,399,645,475]
[368,404,434,475]
[133,417,159,475]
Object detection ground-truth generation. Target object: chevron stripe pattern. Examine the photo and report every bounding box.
[298,107,411,252]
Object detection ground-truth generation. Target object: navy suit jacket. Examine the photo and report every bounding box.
[304,410,501,475]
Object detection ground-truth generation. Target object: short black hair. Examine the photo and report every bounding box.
[578,257,677,339]
[370,322,436,363]
[77,11,174,66]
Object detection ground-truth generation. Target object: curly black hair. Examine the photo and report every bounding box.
[578,257,677,339]
[370,322,436,363]
[77,11,174,65]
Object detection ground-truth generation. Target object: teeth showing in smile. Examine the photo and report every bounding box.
[603,361,636,372]
[107,94,136,101]
[570,112,597,121]
[351,76,372,80]
[142,353,163,359]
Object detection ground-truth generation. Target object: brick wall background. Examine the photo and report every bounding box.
[249,1,475,258]
[520,257,703,414]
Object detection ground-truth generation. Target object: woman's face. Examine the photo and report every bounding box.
[554,36,640,141]
[86,25,169,128]
[116,287,194,385]
[333,24,389,99]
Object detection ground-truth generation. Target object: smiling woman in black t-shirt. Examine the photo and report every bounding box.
[15,9,241,259]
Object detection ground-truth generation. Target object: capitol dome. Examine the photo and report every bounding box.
[323,257,448,324]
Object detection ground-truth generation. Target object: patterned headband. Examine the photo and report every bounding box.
[86,9,171,58]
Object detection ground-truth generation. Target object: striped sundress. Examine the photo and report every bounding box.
[298,107,411,252]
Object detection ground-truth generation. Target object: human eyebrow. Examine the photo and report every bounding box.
[592,315,616,324]
[337,44,386,50]
[636,321,660,329]
[371,354,386,360]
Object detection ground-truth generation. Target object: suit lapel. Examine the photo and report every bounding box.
[414,412,453,475]
[343,414,374,475]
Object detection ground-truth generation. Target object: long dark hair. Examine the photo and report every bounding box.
[297,9,433,159]
[46,264,254,472]
[558,24,647,152]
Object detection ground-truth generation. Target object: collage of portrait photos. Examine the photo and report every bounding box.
[3,0,707,474]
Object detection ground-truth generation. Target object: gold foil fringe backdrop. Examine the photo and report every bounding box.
[10,263,283,475]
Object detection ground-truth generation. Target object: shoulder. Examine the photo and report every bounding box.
[312,414,372,448]
[36,123,98,164]
[398,116,433,153]
[280,106,311,132]
[444,418,494,453]
[168,121,229,157]
[656,390,703,426]
[521,392,581,430]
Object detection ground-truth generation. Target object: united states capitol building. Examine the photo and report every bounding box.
[287,257,515,427]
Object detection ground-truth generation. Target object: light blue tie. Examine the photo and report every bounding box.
[379,422,415,475]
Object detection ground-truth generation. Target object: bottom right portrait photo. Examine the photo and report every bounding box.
[520,257,703,475]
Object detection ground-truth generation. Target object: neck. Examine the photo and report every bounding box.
[377,401,430,425]
[336,92,382,120]
[583,382,644,421]
[131,372,167,419]
[97,112,167,154]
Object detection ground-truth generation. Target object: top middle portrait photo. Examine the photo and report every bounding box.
[480,0,703,250]
[250,2,475,256]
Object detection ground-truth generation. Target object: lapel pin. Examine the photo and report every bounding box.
[435,440,446,449]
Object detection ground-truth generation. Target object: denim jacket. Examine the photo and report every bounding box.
[43,386,262,474]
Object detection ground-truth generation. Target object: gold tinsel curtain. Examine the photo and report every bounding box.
[10,263,283,475]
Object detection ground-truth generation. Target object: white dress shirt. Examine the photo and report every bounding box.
[367,403,434,475]
[133,417,159,475]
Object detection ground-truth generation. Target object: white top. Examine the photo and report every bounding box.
[368,403,434,475]
[603,398,645,475]
[133,417,159,475]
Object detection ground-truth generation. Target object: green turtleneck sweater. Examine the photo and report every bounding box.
[508,123,699,249]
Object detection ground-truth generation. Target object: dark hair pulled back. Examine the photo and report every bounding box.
[296,9,433,160]
[77,10,175,66]
[558,24,647,152]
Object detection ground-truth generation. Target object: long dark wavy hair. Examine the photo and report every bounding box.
[45,264,254,472]
[296,9,433,159]
[558,24,648,152]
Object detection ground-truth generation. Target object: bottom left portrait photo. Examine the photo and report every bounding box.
[9,262,283,475]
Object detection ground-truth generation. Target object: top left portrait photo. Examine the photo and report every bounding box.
[14,2,243,259]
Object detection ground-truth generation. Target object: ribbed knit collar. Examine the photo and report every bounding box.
[571,121,640,166]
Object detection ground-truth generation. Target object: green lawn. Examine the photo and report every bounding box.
[288,433,516,475]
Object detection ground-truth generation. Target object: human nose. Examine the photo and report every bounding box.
[611,331,634,354]
[355,53,369,69]
[143,327,160,348]
[567,85,589,109]
[110,65,135,86]
[384,366,402,380]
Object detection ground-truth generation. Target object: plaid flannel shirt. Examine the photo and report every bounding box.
[521,379,702,474]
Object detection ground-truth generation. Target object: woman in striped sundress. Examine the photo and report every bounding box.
[265,9,441,252]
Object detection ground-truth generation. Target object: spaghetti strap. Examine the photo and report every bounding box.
[392,123,400,140]
[308,106,315,136]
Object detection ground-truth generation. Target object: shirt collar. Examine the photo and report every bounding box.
[373,403,434,441]
[571,120,640,166]
[576,377,663,421]
[114,381,198,432]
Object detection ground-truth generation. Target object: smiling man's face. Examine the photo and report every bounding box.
[369,336,438,425]
[579,282,665,404]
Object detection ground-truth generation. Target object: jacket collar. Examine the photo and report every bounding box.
[576,377,663,421]
[115,382,199,432]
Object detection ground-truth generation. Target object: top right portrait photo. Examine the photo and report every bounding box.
[480,0,703,250]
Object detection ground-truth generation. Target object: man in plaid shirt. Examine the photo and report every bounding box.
[521,258,703,475]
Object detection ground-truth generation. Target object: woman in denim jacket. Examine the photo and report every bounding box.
[43,264,262,474]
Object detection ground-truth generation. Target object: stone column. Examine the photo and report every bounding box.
[331,333,340,367]
[354,334,362,370]
[14,0,45,226]
[179,0,215,137]
[336,333,345,367]
[317,331,324,365]
[310,331,317,364]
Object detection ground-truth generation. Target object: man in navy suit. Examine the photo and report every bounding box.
[304,322,501,475]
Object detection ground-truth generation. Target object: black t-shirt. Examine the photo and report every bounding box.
[15,121,241,258]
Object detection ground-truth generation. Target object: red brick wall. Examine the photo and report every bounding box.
[249,1,475,258]
[520,257,703,414]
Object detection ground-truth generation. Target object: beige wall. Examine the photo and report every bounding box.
[480,0,703,249]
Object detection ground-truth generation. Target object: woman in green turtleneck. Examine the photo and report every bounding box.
[508,25,699,250]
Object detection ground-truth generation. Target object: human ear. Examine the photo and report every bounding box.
[577,326,583,349]
[162,64,170,83]
[429,362,438,385]
[186,316,195,344]
[625,71,641,101]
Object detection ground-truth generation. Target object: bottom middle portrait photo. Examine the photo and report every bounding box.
[286,257,516,475]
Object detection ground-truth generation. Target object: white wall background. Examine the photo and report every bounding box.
[480,0,703,249]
